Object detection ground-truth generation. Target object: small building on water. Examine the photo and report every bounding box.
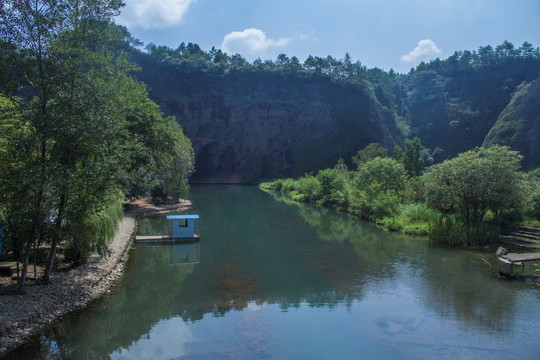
[167,214,200,240]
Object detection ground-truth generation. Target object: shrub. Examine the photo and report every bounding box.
[428,213,500,246]
[295,175,321,202]
[404,176,425,203]
[429,213,466,246]
[280,178,297,195]
[259,179,284,192]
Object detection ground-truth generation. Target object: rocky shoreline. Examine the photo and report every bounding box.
[0,214,136,358]
[0,197,193,358]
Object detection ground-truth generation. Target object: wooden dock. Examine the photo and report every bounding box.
[135,235,200,244]
[497,247,540,276]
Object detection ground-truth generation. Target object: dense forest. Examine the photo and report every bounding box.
[0,1,194,293]
[132,39,540,182]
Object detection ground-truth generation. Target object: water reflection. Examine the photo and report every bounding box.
[270,191,525,334]
[8,186,540,359]
[168,243,200,265]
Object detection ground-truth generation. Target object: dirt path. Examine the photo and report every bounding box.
[0,215,136,357]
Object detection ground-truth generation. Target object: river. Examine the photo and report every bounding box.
[7,186,540,359]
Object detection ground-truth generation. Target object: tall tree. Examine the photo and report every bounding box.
[393,137,425,177]
[424,146,526,228]
[0,0,194,291]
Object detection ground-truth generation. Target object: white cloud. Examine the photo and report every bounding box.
[117,0,195,29]
[221,28,291,58]
[400,39,442,63]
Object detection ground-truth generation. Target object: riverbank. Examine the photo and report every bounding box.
[0,196,194,358]
[0,215,136,357]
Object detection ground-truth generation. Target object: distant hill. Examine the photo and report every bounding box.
[404,43,540,163]
[483,78,540,169]
[131,41,540,182]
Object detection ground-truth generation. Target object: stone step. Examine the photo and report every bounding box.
[512,226,540,234]
[508,231,540,241]
[501,236,539,249]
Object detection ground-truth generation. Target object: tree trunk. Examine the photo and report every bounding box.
[43,193,66,284]
[17,242,32,294]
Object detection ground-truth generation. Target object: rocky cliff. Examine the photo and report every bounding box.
[483,77,540,169]
[134,54,401,183]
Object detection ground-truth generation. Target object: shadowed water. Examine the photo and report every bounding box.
[8,186,540,359]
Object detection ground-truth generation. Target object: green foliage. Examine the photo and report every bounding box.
[403,176,425,203]
[483,79,540,170]
[316,160,351,210]
[354,157,406,193]
[428,213,501,246]
[406,41,540,159]
[352,143,387,167]
[293,175,321,203]
[380,203,436,235]
[0,1,195,289]
[259,180,283,192]
[393,137,425,177]
[524,177,540,222]
[528,190,540,220]
[64,194,125,265]
[428,213,467,246]
[424,145,526,230]
[483,82,531,146]
[528,168,540,179]
[262,143,534,246]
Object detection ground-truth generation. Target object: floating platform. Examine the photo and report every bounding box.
[496,247,540,276]
[135,235,200,244]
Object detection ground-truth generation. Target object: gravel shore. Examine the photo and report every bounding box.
[0,214,136,358]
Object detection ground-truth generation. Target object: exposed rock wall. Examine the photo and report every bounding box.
[483,77,540,169]
[134,55,400,183]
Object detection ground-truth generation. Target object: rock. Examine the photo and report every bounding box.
[133,57,400,183]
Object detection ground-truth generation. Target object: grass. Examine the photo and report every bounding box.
[378,203,435,235]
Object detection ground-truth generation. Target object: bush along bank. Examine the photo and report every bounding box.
[260,144,540,247]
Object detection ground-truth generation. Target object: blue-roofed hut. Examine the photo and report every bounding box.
[167,214,199,240]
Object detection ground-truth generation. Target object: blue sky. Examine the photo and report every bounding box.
[116,0,540,73]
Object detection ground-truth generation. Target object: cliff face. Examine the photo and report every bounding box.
[483,77,540,169]
[135,54,400,183]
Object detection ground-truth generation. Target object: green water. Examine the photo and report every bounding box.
[8,186,540,359]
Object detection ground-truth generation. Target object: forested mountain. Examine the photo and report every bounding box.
[405,42,540,160]
[132,47,402,183]
[483,78,540,169]
[131,41,540,182]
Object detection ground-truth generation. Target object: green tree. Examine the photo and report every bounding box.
[350,157,406,220]
[316,159,350,210]
[352,142,387,167]
[0,95,48,287]
[0,1,194,291]
[394,137,425,177]
[424,146,526,229]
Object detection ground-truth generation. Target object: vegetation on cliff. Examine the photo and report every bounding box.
[483,78,540,169]
[130,39,540,183]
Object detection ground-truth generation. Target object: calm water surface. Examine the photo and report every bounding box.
[9,186,540,359]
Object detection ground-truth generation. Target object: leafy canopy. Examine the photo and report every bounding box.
[423,145,526,227]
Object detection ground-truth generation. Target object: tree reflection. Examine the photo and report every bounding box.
[8,187,534,359]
